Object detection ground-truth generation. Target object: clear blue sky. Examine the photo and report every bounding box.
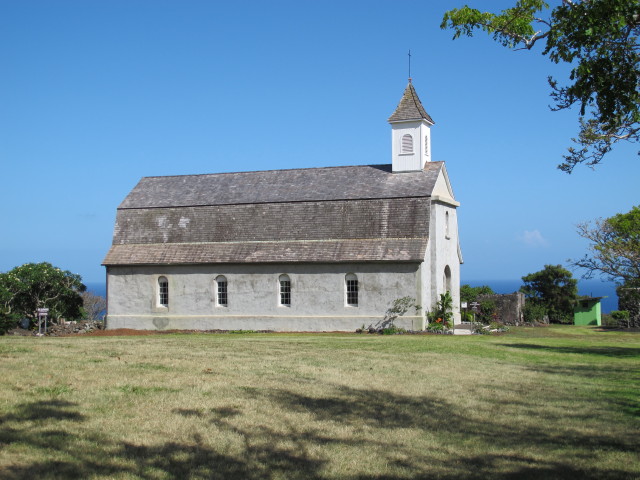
[1,0,638,285]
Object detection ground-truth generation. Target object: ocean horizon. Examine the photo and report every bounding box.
[85,278,619,315]
[464,279,618,313]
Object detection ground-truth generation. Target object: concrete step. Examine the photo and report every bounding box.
[453,328,473,335]
[453,324,473,335]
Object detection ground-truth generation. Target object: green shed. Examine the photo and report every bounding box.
[574,297,604,326]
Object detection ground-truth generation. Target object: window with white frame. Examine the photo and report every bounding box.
[345,273,358,306]
[216,275,228,307]
[158,276,169,307]
[279,274,291,306]
[401,134,413,154]
[425,135,429,156]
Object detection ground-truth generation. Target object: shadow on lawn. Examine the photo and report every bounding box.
[498,343,640,358]
[1,388,637,480]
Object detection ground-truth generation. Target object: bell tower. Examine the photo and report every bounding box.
[388,81,434,172]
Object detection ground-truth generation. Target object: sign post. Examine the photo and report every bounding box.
[470,302,480,323]
[36,308,49,336]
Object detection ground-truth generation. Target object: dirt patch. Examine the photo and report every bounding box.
[85,328,277,336]
[6,320,105,337]
[86,328,163,336]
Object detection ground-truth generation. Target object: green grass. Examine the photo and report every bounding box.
[0,326,638,479]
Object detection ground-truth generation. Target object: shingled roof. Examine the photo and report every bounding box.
[118,163,442,209]
[387,82,435,124]
[103,163,443,266]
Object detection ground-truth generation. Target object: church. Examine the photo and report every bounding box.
[102,82,462,331]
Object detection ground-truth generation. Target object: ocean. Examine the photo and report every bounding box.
[464,279,618,313]
[85,278,620,314]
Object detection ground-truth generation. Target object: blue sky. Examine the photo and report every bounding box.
[1,0,638,286]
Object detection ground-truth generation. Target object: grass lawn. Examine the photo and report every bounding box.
[0,326,638,479]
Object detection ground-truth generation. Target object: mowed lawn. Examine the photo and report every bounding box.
[0,327,638,480]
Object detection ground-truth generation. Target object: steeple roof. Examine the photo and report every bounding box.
[388,82,435,124]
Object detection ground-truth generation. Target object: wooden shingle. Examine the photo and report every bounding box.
[103,163,442,265]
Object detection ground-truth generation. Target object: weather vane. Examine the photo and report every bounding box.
[408,49,412,82]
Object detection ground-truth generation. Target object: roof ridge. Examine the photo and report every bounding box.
[140,163,393,180]
[117,194,432,210]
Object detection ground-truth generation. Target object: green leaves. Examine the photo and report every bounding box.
[0,262,86,323]
[572,206,640,285]
[520,265,577,323]
[442,0,640,172]
[441,1,549,48]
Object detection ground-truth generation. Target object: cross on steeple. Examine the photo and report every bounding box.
[408,49,412,82]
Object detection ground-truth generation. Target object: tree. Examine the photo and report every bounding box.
[520,264,578,323]
[0,282,19,334]
[441,0,640,172]
[81,291,107,321]
[460,284,495,304]
[0,262,86,324]
[432,291,454,328]
[375,296,421,332]
[570,205,640,285]
[460,284,497,323]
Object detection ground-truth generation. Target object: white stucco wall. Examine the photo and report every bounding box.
[106,262,425,332]
[391,120,431,172]
[426,199,462,324]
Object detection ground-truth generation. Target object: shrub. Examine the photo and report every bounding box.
[461,311,474,323]
[426,321,445,333]
[0,311,19,335]
[427,292,453,329]
[523,302,547,323]
[471,322,491,334]
[610,310,631,328]
[478,300,498,323]
[381,326,406,335]
[489,321,509,333]
[426,321,451,334]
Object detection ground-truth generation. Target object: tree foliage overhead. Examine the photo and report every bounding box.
[441,0,640,172]
[520,264,578,323]
[0,262,86,323]
[570,205,640,285]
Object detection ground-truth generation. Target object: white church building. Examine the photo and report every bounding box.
[102,82,462,331]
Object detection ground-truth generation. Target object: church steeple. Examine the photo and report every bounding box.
[388,82,434,172]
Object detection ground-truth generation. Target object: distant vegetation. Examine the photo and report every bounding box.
[520,264,578,324]
[0,262,106,334]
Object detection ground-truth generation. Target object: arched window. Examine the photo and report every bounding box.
[444,266,452,293]
[345,273,358,306]
[401,134,413,154]
[158,276,169,307]
[215,275,228,307]
[424,135,429,156]
[279,274,291,306]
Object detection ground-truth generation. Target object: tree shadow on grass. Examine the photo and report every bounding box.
[1,399,329,480]
[498,343,640,358]
[1,386,638,479]
[2,400,85,423]
[513,362,640,418]
[259,384,638,452]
